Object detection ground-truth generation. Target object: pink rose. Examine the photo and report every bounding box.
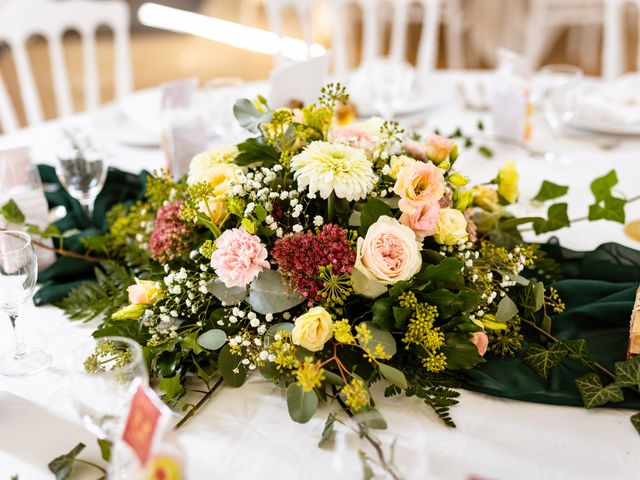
[210,228,270,288]
[127,279,161,305]
[400,201,440,241]
[403,139,426,160]
[330,125,378,151]
[470,331,488,356]
[394,161,445,215]
[425,134,456,164]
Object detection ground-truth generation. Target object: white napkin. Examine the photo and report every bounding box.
[0,147,56,271]
[267,54,330,108]
[573,74,640,127]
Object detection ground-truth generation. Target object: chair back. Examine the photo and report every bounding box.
[0,0,132,132]
[603,0,640,78]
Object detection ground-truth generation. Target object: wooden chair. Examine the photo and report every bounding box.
[266,0,443,76]
[602,0,639,78]
[0,0,132,132]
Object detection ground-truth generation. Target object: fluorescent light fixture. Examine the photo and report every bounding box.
[138,2,326,62]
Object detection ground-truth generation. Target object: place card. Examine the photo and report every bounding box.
[628,286,640,359]
[267,54,330,108]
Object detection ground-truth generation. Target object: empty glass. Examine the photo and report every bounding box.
[69,336,147,440]
[535,64,583,134]
[203,76,245,138]
[365,58,416,119]
[0,230,52,376]
[55,132,107,220]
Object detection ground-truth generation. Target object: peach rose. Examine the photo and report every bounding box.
[394,161,445,215]
[400,201,440,241]
[425,134,456,164]
[127,279,162,305]
[352,216,422,298]
[470,331,489,356]
[403,139,426,160]
[330,125,378,151]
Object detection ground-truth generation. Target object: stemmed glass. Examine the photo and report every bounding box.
[203,76,245,139]
[366,58,416,119]
[69,336,148,440]
[0,230,52,376]
[536,64,583,134]
[55,132,107,221]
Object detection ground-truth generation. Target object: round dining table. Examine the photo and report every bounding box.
[0,70,639,480]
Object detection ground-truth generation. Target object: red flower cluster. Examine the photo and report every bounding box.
[271,224,355,302]
[148,200,193,263]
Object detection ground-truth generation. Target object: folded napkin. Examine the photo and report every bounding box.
[33,164,148,305]
[573,74,640,127]
[458,242,640,409]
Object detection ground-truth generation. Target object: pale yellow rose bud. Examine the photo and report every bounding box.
[127,278,162,304]
[292,307,334,352]
[497,160,519,204]
[455,190,474,211]
[434,208,469,245]
[472,185,500,212]
[448,173,469,187]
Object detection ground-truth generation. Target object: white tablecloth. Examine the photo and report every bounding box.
[1,72,640,480]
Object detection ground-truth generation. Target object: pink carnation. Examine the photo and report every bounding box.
[211,228,270,288]
[330,125,378,151]
[400,201,440,241]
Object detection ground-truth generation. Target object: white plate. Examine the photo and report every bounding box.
[92,103,160,147]
[567,116,640,136]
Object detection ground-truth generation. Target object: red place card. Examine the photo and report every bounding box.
[122,383,164,466]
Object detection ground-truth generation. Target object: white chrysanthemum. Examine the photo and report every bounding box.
[188,145,239,185]
[290,141,376,201]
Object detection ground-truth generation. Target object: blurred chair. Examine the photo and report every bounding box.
[523,0,604,70]
[266,0,444,76]
[0,0,132,132]
[603,0,636,78]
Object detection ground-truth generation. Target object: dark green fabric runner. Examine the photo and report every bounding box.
[33,164,147,305]
[458,242,640,409]
[33,164,640,409]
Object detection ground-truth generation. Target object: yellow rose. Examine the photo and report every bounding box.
[497,160,519,204]
[292,307,334,352]
[187,146,239,185]
[199,197,227,224]
[127,278,162,304]
[388,154,417,180]
[193,162,242,223]
[434,208,468,245]
[472,185,500,212]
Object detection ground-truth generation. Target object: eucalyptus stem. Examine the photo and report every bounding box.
[175,376,224,429]
[327,192,336,223]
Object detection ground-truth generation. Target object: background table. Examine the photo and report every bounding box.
[1,71,639,480]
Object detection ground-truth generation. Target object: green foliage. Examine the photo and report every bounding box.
[235,136,279,166]
[560,339,596,369]
[371,297,393,331]
[533,203,570,234]
[218,344,248,387]
[495,296,518,324]
[575,373,624,408]
[631,412,640,435]
[378,363,408,389]
[233,98,272,133]
[57,262,133,322]
[0,199,25,223]
[357,321,397,357]
[588,170,627,223]
[404,369,460,427]
[442,332,485,369]
[97,439,112,462]
[319,412,337,447]
[414,257,465,290]
[359,198,392,236]
[159,374,185,405]
[287,382,319,423]
[48,442,85,480]
[354,407,388,430]
[197,329,228,351]
[533,180,569,202]
[522,342,567,379]
[614,356,640,389]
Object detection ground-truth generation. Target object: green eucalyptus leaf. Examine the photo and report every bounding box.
[247,269,305,314]
[533,281,545,312]
[48,442,85,480]
[287,382,319,423]
[495,296,518,324]
[233,100,272,133]
[522,343,567,379]
[575,373,624,408]
[533,180,569,202]
[197,329,228,351]
[357,321,397,358]
[218,344,248,388]
[614,356,640,389]
[0,199,25,224]
[264,322,294,344]
[354,407,387,430]
[378,363,408,389]
[323,370,345,386]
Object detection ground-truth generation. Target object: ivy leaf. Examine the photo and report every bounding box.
[590,169,618,200]
[235,136,279,166]
[522,342,567,379]
[560,339,596,369]
[495,296,518,324]
[159,374,185,404]
[371,297,393,331]
[319,412,337,447]
[218,344,248,388]
[533,180,569,202]
[575,373,624,408]
[0,199,25,224]
[413,257,465,289]
[378,363,408,389]
[48,442,85,480]
[631,412,640,435]
[197,329,228,351]
[287,382,318,423]
[588,170,627,223]
[359,198,392,236]
[533,203,570,234]
[614,356,640,389]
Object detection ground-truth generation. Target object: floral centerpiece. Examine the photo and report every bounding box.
[6,84,640,476]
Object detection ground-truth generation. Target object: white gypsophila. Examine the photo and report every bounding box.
[290,141,377,202]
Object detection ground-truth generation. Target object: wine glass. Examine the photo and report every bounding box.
[203,76,245,139]
[69,336,148,440]
[366,58,416,119]
[0,230,52,376]
[535,64,583,134]
[55,132,107,221]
